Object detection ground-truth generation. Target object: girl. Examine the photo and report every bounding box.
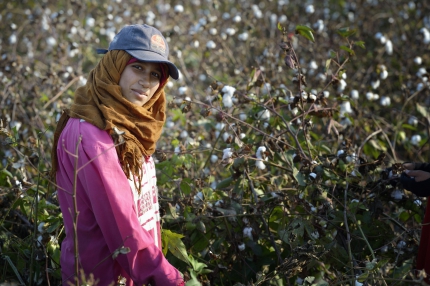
[401,162,430,284]
[51,24,184,286]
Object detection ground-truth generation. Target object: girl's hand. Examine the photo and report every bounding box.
[400,170,430,197]
[404,170,430,182]
[402,162,415,170]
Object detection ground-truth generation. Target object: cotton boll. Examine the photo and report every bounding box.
[291,107,299,116]
[222,85,236,97]
[420,27,430,44]
[165,120,174,128]
[194,192,204,203]
[411,134,422,146]
[340,117,352,127]
[222,94,233,108]
[397,240,406,249]
[174,146,181,154]
[380,96,391,106]
[309,93,317,101]
[323,90,330,98]
[371,79,380,89]
[417,67,427,78]
[313,19,324,33]
[222,132,231,142]
[174,4,184,13]
[391,189,403,200]
[210,155,218,163]
[306,4,315,14]
[178,86,188,95]
[225,27,236,36]
[408,116,418,126]
[255,160,266,170]
[46,37,57,47]
[279,15,287,23]
[374,32,383,40]
[340,101,353,116]
[238,243,245,251]
[215,122,225,131]
[309,60,318,70]
[239,133,246,139]
[257,109,270,121]
[417,83,425,91]
[239,113,247,121]
[385,40,393,55]
[414,56,423,65]
[260,83,271,95]
[86,17,95,27]
[311,231,319,239]
[337,79,347,92]
[222,12,230,20]
[78,75,87,86]
[380,69,388,80]
[206,40,216,49]
[350,90,359,99]
[180,130,189,139]
[243,227,253,240]
[38,222,46,233]
[209,28,217,35]
[232,15,241,23]
[238,32,249,41]
[222,148,233,160]
[256,146,266,159]
[337,150,345,157]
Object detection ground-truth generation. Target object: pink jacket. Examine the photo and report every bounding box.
[56,118,184,286]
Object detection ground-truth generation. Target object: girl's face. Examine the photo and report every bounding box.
[119,61,162,106]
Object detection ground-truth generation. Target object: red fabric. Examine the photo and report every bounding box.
[417,201,430,284]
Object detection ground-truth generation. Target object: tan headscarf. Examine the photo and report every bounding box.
[51,50,167,186]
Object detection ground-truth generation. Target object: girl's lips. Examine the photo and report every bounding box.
[132,89,147,98]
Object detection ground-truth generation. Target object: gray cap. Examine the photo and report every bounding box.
[97,24,179,80]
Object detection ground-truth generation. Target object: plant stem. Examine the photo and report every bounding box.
[29,136,43,286]
[72,136,82,285]
[343,182,355,285]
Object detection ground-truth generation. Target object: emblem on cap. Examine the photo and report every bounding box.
[151,35,166,55]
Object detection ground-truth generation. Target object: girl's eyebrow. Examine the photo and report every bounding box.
[136,62,162,72]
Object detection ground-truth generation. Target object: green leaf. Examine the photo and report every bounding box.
[355,40,366,49]
[295,25,315,43]
[357,271,369,282]
[186,270,202,286]
[188,255,212,274]
[337,27,357,38]
[277,22,283,31]
[399,211,410,222]
[293,167,306,186]
[180,178,193,195]
[417,103,428,117]
[325,59,331,72]
[414,213,422,223]
[161,229,190,265]
[216,177,234,190]
[340,45,355,56]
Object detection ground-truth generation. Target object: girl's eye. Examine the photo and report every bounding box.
[151,72,160,78]
[133,65,143,70]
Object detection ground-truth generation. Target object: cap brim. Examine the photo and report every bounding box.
[126,49,179,80]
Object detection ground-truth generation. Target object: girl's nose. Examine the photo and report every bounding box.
[138,78,148,87]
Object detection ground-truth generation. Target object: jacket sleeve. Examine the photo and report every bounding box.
[77,123,184,286]
[414,162,430,172]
